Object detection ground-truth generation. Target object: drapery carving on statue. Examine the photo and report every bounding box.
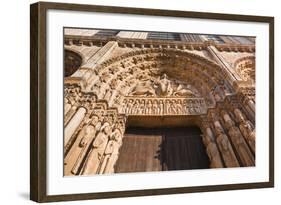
[130,79,157,97]
[203,127,223,168]
[64,114,102,175]
[228,125,255,166]
[234,108,255,153]
[82,122,112,175]
[221,110,255,166]
[115,116,127,134]
[234,108,254,128]
[155,74,173,96]
[214,121,240,167]
[99,128,123,174]
[83,115,101,142]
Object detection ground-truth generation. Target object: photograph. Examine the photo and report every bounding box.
[63,28,256,176]
[30,2,274,202]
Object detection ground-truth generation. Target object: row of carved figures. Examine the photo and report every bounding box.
[63,97,126,176]
[64,114,125,176]
[202,108,255,168]
[64,91,255,172]
[121,98,206,115]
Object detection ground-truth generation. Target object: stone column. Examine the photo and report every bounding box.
[221,110,255,166]
[64,104,78,126]
[82,122,112,175]
[213,121,240,167]
[64,97,72,114]
[234,108,255,153]
[64,107,87,147]
[202,127,224,168]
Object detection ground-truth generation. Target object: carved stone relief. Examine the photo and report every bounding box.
[121,97,206,116]
[234,56,255,82]
[63,42,255,175]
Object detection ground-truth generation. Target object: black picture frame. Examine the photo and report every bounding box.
[30,1,274,202]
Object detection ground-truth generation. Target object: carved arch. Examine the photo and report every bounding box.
[234,56,255,82]
[87,48,235,110]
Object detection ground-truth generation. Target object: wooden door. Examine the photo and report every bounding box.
[162,127,210,171]
[114,128,163,173]
[114,127,209,173]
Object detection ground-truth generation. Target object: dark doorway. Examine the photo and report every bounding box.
[114,127,209,173]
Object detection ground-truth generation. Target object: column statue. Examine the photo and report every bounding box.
[99,128,123,174]
[82,122,112,175]
[214,121,240,167]
[66,115,102,175]
[64,106,87,147]
[234,108,255,153]
[64,103,78,126]
[203,127,224,168]
[222,111,255,166]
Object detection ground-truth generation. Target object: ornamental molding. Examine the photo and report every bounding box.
[64,35,255,53]
[234,56,255,82]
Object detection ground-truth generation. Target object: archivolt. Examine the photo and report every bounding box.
[86,48,234,109]
[234,56,255,82]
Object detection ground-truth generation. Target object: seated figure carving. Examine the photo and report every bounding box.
[127,73,198,98]
[155,74,173,97]
[129,79,156,96]
[173,84,195,97]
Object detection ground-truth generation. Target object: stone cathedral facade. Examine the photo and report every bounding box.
[63,29,256,176]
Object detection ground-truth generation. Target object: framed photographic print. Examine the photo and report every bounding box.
[30,1,274,202]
